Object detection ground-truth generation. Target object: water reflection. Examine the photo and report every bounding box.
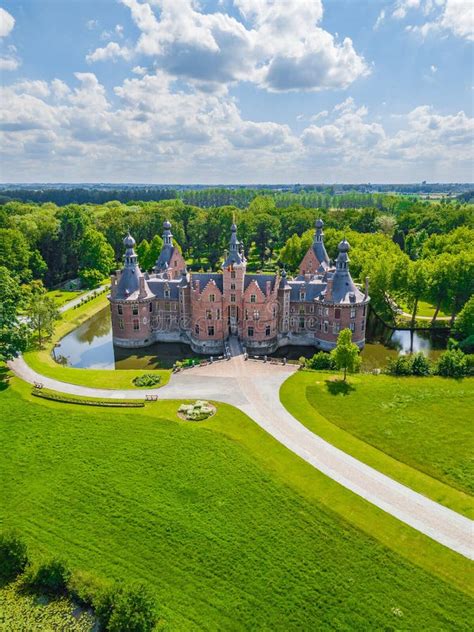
[56,306,448,371]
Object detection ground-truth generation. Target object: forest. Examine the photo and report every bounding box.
[0,191,473,358]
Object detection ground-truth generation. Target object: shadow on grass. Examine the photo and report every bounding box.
[325,378,356,396]
[0,365,11,391]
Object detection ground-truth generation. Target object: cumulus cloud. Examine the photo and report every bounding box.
[385,0,474,41]
[99,0,369,93]
[0,73,472,182]
[86,41,133,63]
[0,9,20,70]
[0,7,15,37]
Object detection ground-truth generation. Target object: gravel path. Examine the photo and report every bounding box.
[8,351,473,560]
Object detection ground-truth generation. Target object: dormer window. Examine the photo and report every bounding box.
[250,294,256,303]
[164,289,170,299]
[300,292,306,301]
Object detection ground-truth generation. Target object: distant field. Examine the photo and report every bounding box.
[282,372,474,499]
[0,376,472,630]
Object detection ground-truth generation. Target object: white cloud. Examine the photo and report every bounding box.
[0,55,20,71]
[430,64,438,72]
[86,19,98,30]
[392,0,421,20]
[109,0,369,93]
[0,7,15,37]
[374,9,386,30]
[387,0,474,41]
[86,41,133,63]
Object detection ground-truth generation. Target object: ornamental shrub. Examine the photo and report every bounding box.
[0,532,28,584]
[305,352,336,370]
[132,373,161,387]
[25,558,70,596]
[386,354,413,376]
[436,349,468,378]
[96,583,157,632]
[411,352,432,376]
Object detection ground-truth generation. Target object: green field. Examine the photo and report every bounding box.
[1,375,473,630]
[23,292,171,390]
[281,372,474,509]
[398,299,450,319]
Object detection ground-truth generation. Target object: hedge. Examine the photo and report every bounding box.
[31,389,144,408]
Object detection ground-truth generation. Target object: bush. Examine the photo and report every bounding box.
[132,374,161,387]
[436,349,468,378]
[79,268,103,289]
[32,389,144,408]
[386,354,413,376]
[25,558,70,596]
[96,583,157,632]
[305,352,336,370]
[0,533,28,584]
[411,352,432,376]
[459,334,474,354]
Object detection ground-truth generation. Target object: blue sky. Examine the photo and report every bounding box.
[0,0,472,183]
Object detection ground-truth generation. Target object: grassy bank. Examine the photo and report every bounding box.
[281,371,474,516]
[1,375,473,630]
[23,293,171,390]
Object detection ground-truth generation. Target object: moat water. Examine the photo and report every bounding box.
[55,307,448,371]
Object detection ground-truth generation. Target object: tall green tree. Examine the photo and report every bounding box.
[80,228,115,277]
[29,295,59,348]
[405,260,429,328]
[331,328,361,381]
[0,267,29,360]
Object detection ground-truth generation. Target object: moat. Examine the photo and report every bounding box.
[54,307,448,371]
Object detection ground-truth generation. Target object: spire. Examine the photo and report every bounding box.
[311,218,330,268]
[163,219,173,246]
[335,238,351,273]
[123,232,138,269]
[222,221,246,268]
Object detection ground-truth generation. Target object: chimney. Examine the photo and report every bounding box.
[325,278,333,301]
[139,275,146,298]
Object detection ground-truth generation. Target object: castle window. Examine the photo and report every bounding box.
[250,294,256,303]
[300,292,306,301]
[299,317,305,330]
[165,302,170,311]
[208,326,215,337]
[351,308,356,319]
[309,306,314,313]
[216,309,221,320]
[245,309,249,320]
[324,307,329,316]
[335,308,341,319]
[333,322,340,334]
[133,319,139,331]
[350,322,355,332]
[164,290,170,299]
[361,320,365,331]
[318,307,323,316]
[149,303,153,312]
[209,294,215,302]
[132,305,138,316]
[206,309,212,319]
[323,321,328,333]
[174,260,177,267]
[363,305,366,316]
[231,294,236,303]
[118,319,124,330]
[231,271,236,279]
[231,283,235,290]
[248,327,254,337]
[266,325,271,336]
[117,304,123,315]
[272,305,277,318]
[195,323,200,335]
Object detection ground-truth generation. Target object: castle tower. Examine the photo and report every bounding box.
[299,218,330,277]
[154,219,186,280]
[222,221,247,335]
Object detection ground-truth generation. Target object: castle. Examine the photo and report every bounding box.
[109,219,369,355]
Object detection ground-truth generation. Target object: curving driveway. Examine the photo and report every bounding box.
[8,349,473,560]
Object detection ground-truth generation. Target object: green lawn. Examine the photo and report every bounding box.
[281,372,474,512]
[23,292,171,390]
[45,288,86,307]
[398,299,450,318]
[1,375,473,630]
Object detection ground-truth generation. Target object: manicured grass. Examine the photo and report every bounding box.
[23,293,171,390]
[45,288,86,307]
[281,371,474,516]
[398,299,450,318]
[0,581,94,631]
[1,376,473,630]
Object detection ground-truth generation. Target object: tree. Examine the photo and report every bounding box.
[80,228,115,277]
[29,295,59,347]
[405,260,429,328]
[0,266,29,361]
[331,328,361,381]
[25,559,70,596]
[142,234,163,270]
[0,532,28,583]
[453,296,474,340]
[136,239,150,269]
[96,583,157,632]
[0,228,32,281]
[425,254,453,325]
[79,268,104,289]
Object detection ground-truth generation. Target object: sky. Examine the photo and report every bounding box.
[0,0,473,184]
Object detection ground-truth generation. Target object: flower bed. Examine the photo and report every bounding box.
[178,400,215,421]
[132,374,162,387]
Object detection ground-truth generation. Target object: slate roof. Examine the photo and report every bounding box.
[115,267,154,301]
[288,279,326,301]
[147,278,181,300]
[191,273,224,293]
[244,274,277,294]
[329,271,365,304]
[155,244,176,272]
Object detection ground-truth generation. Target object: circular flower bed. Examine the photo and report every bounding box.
[177,401,216,421]
[132,374,161,387]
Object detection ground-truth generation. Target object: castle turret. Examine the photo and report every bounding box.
[154,219,186,279]
[222,221,247,336]
[299,218,330,277]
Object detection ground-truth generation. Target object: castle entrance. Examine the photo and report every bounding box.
[227,305,239,335]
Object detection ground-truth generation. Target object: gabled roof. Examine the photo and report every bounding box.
[244,274,277,295]
[155,244,176,271]
[191,273,224,293]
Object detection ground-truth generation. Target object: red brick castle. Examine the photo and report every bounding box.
[109,219,369,354]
